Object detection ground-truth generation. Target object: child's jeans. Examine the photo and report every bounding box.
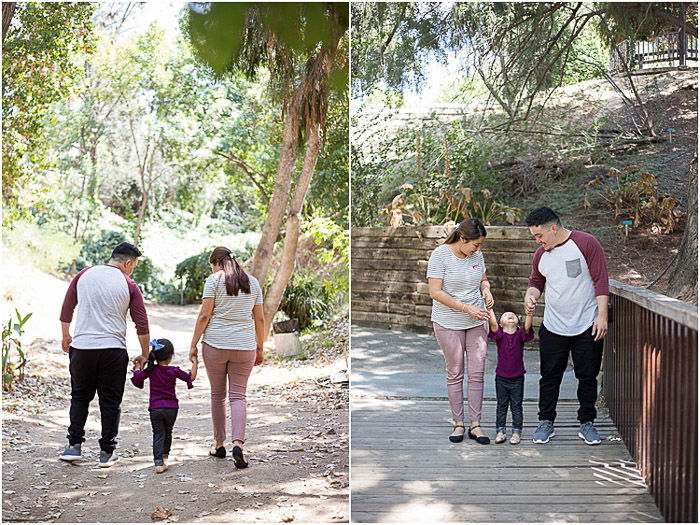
[433,322,488,423]
[149,407,178,466]
[495,375,524,432]
[202,343,256,444]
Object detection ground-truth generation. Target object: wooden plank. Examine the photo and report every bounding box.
[352,290,432,306]
[353,500,660,513]
[350,510,662,523]
[354,494,656,504]
[351,225,534,240]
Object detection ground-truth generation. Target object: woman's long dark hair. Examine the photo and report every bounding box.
[444,218,487,244]
[144,339,175,372]
[210,246,251,296]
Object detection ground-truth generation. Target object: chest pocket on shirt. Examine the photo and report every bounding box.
[565,258,582,278]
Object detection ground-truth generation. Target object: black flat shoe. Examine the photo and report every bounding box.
[232,445,248,468]
[209,446,226,458]
[449,424,466,443]
[468,424,490,445]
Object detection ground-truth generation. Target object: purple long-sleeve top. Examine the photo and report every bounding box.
[131,365,193,409]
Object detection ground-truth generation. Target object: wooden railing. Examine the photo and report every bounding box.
[611,31,699,72]
[603,280,698,523]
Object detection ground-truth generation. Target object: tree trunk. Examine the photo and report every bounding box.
[2,3,15,43]
[667,150,698,303]
[262,124,322,337]
[249,91,302,284]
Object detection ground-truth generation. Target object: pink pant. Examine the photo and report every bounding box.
[202,343,256,443]
[433,322,488,424]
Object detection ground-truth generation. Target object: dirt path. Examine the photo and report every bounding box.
[2,302,349,523]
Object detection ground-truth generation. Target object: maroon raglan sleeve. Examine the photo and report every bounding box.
[572,231,609,296]
[126,278,150,335]
[59,267,91,323]
[527,247,546,293]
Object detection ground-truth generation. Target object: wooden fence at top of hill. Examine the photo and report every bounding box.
[351,225,544,336]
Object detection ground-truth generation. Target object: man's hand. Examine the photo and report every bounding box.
[62,334,72,354]
[592,315,608,341]
[524,295,537,315]
[133,355,147,370]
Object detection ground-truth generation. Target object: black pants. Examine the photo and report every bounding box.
[495,375,524,431]
[538,324,604,424]
[149,408,178,466]
[67,347,129,452]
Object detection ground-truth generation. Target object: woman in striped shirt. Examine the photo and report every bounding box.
[427,218,494,445]
[189,247,265,467]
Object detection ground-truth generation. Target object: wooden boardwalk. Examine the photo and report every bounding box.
[351,398,664,523]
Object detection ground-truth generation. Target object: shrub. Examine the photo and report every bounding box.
[77,230,168,301]
[2,309,31,392]
[279,273,335,330]
[174,250,211,304]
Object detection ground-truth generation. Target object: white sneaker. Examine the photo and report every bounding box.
[510,432,521,445]
[495,431,506,444]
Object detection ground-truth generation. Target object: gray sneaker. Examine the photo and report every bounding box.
[578,422,602,445]
[59,443,82,462]
[98,450,119,468]
[532,420,555,443]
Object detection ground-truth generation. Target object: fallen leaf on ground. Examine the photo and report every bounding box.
[282,516,294,522]
[150,507,172,521]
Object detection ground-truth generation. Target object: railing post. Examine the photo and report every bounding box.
[679,3,687,68]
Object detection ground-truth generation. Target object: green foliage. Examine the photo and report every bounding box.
[2,2,96,227]
[279,272,335,330]
[351,2,450,98]
[2,309,32,392]
[174,244,255,304]
[76,230,168,301]
[2,220,82,275]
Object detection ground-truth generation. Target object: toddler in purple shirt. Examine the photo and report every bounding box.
[487,308,534,445]
[131,338,197,472]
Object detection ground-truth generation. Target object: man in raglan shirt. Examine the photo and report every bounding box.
[523,207,609,446]
[58,242,151,467]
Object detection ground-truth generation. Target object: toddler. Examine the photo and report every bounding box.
[487,308,534,445]
[131,338,197,472]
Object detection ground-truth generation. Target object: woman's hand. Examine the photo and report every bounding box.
[463,304,489,321]
[189,345,199,362]
[254,347,264,366]
[482,290,494,310]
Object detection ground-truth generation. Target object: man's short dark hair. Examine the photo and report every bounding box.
[525,207,561,227]
[110,242,142,262]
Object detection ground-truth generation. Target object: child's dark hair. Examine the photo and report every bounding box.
[145,339,175,372]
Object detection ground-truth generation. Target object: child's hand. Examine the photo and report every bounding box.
[132,357,143,371]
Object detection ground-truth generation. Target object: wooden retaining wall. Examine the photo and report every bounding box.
[351,225,544,335]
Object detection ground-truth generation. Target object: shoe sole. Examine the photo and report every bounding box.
[58,455,82,462]
[98,458,119,468]
[532,431,555,444]
[578,432,601,445]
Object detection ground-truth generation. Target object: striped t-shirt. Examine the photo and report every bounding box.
[201,271,263,351]
[427,243,487,330]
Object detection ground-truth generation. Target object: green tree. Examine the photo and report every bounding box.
[185,2,349,335]
[2,2,96,227]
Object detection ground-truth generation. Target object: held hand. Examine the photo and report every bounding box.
[592,316,608,341]
[482,290,494,310]
[61,334,72,354]
[133,355,146,370]
[524,295,537,315]
[464,304,489,321]
[189,354,198,365]
[189,345,199,361]
[254,348,264,366]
